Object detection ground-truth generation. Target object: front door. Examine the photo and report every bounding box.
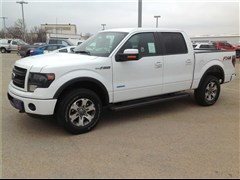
[112,32,164,103]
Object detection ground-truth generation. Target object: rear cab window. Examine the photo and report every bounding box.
[158,32,188,55]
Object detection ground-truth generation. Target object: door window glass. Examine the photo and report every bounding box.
[161,32,188,55]
[119,33,157,58]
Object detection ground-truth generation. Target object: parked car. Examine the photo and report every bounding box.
[213,41,235,50]
[47,37,84,46]
[47,38,74,46]
[213,41,240,57]
[8,28,236,134]
[18,44,42,57]
[52,46,76,53]
[193,43,216,50]
[30,44,67,56]
[19,38,74,57]
[0,39,28,53]
[33,42,46,46]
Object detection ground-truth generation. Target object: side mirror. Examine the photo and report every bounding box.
[116,49,139,62]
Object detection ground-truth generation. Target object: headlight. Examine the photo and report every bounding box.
[28,73,55,92]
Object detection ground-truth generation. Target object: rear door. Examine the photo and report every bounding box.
[157,32,194,94]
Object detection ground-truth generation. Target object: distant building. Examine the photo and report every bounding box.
[41,23,77,35]
[191,35,240,46]
[41,23,91,42]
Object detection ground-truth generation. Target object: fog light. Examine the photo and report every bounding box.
[28,103,36,111]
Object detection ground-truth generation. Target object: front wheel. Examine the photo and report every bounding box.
[194,75,220,106]
[1,48,6,53]
[57,89,102,134]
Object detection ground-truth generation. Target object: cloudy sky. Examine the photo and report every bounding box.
[1,0,239,37]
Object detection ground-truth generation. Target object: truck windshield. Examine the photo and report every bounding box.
[75,32,128,57]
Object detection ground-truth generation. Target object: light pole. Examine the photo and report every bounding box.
[138,0,142,27]
[154,15,161,28]
[16,1,28,40]
[101,24,106,31]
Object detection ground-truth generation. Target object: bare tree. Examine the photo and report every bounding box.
[6,19,24,39]
[3,20,46,44]
[0,30,6,38]
[26,26,46,44]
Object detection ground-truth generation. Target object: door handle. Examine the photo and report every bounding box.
[155,62,162,68]
[185,59,192,65]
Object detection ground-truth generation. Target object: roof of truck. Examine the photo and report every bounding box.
[103,28,182,33]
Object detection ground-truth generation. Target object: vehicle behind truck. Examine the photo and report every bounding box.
[213,41,240,57]
[0,39,28,53]
[8,28,236,134]
[18,38,75,57]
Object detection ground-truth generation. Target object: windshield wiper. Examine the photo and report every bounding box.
[75,50,91,55]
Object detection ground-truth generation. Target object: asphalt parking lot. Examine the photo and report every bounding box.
[0,53,239,178]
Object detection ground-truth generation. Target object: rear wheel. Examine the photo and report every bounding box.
[57,89,102,134]
[194,75,220,106]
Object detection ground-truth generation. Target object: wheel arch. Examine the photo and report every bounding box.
[198,65,225,88]
[54,77,110,108]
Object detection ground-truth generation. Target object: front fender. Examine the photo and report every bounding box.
[31,69,113,101]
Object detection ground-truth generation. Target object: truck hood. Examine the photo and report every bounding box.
[15,53,99,72]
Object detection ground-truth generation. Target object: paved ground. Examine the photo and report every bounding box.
[0,53,239,178]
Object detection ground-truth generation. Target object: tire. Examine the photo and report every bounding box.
[236,50,240,58]
[194,75,220,106]
[57,89,102,134]
[1,48,6,53]
[25,51,31,57]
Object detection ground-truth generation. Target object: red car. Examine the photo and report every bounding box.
[213,41,240,57]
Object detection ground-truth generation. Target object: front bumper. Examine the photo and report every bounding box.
[8,90,57,115]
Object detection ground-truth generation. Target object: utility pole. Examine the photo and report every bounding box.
[16,1,28,40]
[138,0,142,27]
[101,24,106,31]
[154,15,161,28]
[0,16,7,38]
[0,17,7,31]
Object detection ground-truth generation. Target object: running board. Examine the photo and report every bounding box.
[109,93,190,111]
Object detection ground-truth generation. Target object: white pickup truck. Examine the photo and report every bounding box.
[8,28,236,134]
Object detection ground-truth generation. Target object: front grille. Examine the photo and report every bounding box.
[12,66,27,88]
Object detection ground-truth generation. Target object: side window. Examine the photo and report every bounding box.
[225,43,232,47]
[161,32,188,55]
[219,43,225,46]
[40,46,47,50]
[59,48,68,53]
[70,47,75,52]
[119,33,157,58]
[49,39,58,44]
[12,41,17,45]
[60,40,69,46]
[47,45,58,51]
